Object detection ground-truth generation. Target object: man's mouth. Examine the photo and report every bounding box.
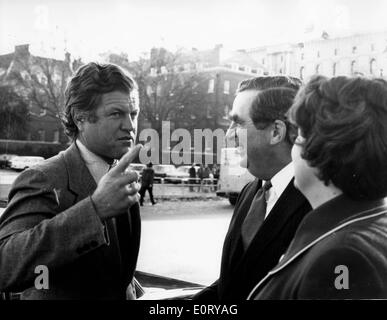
[118,137,134,146]
[118,136,133,141]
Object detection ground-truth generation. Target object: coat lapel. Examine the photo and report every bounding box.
[226,179,261,268]
[62,143,97,199]
[244,179,308,259]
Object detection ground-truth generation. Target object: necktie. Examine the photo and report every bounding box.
[241,180,272,250]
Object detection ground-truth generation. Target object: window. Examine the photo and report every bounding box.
[53,130,60,142]
[370,59,377,75]
[300,66,305,80]
[351,60,357,75]
[332,63,337,76]
[206,105,212,118]
[38,129,45,141]
[317,51,320,58]
[238,66,245,72]
[224,105,230,119]
[334,48,338,56]
[262,58,265,65]
[315,64,320,74]
[352,46,357,54]
[279,68,283,74]
[301,53,304,60]
[371,44,375,51]
[208,79,215,93]
[251,69,258,74]
[223,80,230,94]
[146,85,154,96]
[156,84,162,96]
[195,62,203,70]
[280,55,284,62]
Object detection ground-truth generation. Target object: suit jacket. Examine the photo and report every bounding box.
[195,178,311,300]
[249,194,387,299]
[0,143,141,300]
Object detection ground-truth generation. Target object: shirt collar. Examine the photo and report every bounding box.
[75,139,110,183]
[266,162,294,201]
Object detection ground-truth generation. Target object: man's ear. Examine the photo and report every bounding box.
[270,120,287,145]
[74,116,85,132]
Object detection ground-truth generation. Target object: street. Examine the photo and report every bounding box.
[138,199,233,286]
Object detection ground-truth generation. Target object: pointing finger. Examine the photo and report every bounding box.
[111,144,143,174]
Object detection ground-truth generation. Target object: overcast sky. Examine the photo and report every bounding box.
[1,0,387,61]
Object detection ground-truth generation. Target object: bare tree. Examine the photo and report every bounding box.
[0,85,29,140]
[10,53,73,120]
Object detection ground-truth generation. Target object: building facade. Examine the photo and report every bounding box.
[0,44,82,145]
[247,30,387,81]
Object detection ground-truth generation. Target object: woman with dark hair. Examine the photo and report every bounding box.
[248,75,387,299]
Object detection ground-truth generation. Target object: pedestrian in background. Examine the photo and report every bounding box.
[189,164,197,192]
[139,162,156,206]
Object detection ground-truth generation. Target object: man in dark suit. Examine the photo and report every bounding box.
[139,162,156,206]
[194,76,312,300]
[0,63,142,299]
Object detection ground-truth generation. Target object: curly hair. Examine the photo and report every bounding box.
[61,62,138,140]
[289,75,387,200]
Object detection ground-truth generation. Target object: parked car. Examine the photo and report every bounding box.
[153,164,176,183]
[10,156,45,171]
[0,154,18,169]
[127,163,146,177]
[164,166,190,184]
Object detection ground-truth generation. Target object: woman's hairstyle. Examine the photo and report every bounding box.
[289,75,387,200]
[61,62,138,140]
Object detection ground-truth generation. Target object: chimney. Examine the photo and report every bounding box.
[15,44,30,58]
[65,52,71,63]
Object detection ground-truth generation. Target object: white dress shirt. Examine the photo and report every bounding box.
[264,162,294,219]
[76,140,110,184]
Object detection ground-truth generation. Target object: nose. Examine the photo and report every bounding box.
[122,115,135,133]
[225,122,238,148]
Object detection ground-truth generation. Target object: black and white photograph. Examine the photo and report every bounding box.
[1,0,387,312]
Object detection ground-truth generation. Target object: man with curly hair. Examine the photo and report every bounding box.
[0,63,142,299]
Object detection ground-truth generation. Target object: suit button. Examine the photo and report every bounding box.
[76,247,84,255]
[90,241,98,248]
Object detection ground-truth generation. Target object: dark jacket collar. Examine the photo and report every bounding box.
[62,143,97,198]
[272,194,387,271]
[248,194,387,299]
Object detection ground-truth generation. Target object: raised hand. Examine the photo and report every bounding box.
[91,145,143,220]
